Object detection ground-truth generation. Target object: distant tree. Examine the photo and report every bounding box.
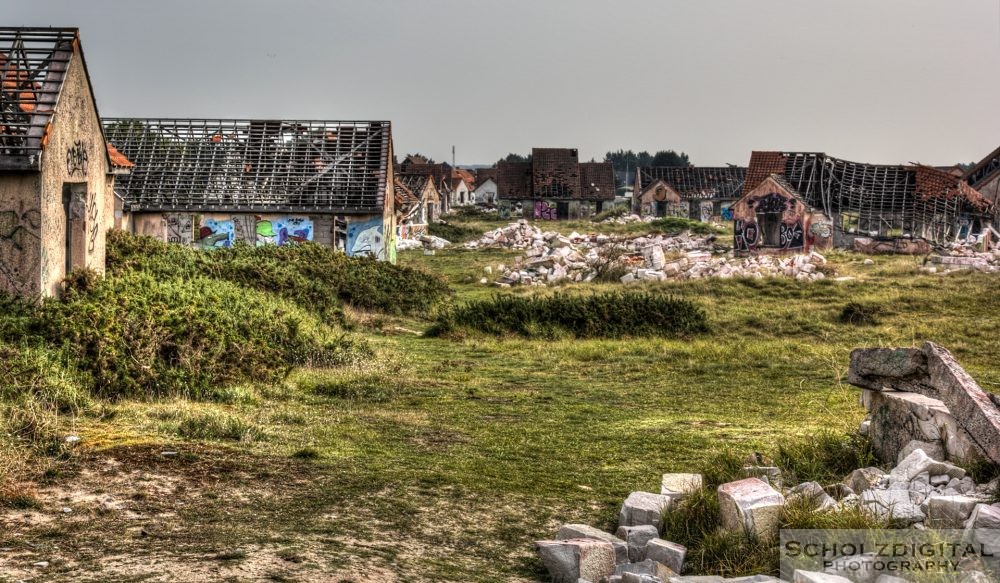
[403,153,435,164]
[500,152,532,163]
[650,150,691,167]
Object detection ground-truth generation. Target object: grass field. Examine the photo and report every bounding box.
[1,220,999,582]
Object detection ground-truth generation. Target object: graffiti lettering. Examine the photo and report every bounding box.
[779,222,804,249]
[534,201,557,220]
[66,140,89,177]
[87,196,99,253]
[749,193,788,214]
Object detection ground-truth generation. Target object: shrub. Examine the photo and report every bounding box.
[774,431,878,485]
[839,301,885,326]
[107,230,450,317]
[427,291,709,339]
[36,271,370,400]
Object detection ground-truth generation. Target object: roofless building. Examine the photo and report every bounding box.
[0,27,126,298]
[104,118,397,262]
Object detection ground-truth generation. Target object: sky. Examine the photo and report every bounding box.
[8,0,1000,167]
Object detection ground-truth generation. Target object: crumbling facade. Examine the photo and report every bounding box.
[105,118,397,262]
[732,175,833,254]
[395,172,439,240]
[497,148,614,220]
[0,28,121,298]
[742,151,994,252]
[633,166,746,221]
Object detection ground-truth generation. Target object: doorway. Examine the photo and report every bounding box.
[757,212,782,247]
[61,183,87,276]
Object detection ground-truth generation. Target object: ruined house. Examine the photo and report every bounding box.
[0,27,123,298]
[395,172,439,239]
[450,168,475,207]
[965,145,1000,204]
[104,118,397,262]
[398,160,452,215]
[633,166,746,221]
[739,151,994,254]
[474,167,498,205]
[732,175,833,254]
[496,148,615,220]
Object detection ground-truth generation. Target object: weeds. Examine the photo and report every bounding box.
[176,410,263,442]
[428,221,484,244]
[649,217,720,236]
[839,302,886,326]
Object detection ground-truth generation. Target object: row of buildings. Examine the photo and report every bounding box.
[1,26,998,298]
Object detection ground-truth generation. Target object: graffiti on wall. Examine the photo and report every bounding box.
[0,209,41,294]
[779,222,804,248]
[346,217,385,260]
[721,204,733,221]
[66,140,89,177]
[256,216,313,246]
[163,214,194,244]
[498,201,522,220]
[699,201,713,223]
[87,196,99,253]
[534,201,557,220]
[734,219,759,252]
[195,218,235,248]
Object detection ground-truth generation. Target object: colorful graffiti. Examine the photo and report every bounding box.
[195,218,235,248]
[534,201,557,220]
[256,216,314,246]
[721,205,733,221]
[346,217,385,260]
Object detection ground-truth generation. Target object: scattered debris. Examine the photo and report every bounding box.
[466,220,832,286]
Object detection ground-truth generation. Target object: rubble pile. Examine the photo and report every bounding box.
[598,213,657,225]
[923,246,1000,274]
[465,220,831,286]
[534,344,1000,583]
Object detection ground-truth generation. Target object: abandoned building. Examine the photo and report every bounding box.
[0,27,125,298]
[735,151,995,254]
[451,168,475,207]
[398,160,453,215]
[474,167,498,205]
[496,148,615,220]
[395,172,439,239]
[104,118,397,262]
[633,166,747,221]
[966,145,1000,204]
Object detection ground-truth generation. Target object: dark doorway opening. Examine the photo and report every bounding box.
[758,212,782,246]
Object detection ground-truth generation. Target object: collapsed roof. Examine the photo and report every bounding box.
[104,118,391,214]
[744,151,993,242]
[0,28,76,170]
[636,166,746,200]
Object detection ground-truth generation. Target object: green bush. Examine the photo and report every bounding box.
[839,301,886,326]
[36,271,370,400]
[427,291,709,339]
[107,230,450,317]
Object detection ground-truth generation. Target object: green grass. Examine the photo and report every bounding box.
[4,218,1000,581]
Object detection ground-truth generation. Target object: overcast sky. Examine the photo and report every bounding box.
[9,0,1000,166]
